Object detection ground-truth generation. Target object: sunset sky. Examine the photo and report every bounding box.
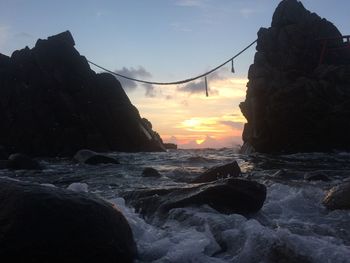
[1,0,349,148]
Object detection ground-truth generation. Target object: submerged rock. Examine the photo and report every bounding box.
[304,171,330,182]
[0,30,165,157]
[7,153,41,170]
[323,182,350,210]
[191,161,241,183]
[124,178,266,216]
[73,149,119,165]
[142,167,161,177]
[240,0,350,153]
[0,178,137,263]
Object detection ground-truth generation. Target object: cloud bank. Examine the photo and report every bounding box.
[113,66,156,97]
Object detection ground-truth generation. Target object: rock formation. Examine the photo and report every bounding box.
[240,0,350,153]
[0,178,137,262]
[0,31,165,157]
[123,178,266,217]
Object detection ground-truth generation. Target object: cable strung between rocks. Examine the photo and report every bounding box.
[87,39,257,85]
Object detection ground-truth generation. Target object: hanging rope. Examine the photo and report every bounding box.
[205,76,209,97]
[87,39,257,86]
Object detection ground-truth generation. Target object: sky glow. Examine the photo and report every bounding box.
[0,0,349,148]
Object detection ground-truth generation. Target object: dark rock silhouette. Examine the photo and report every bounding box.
[0,31,165,157]
[191,161,241,183]
[142,167,162,177]
[73,149,119,165]
[0,178,137,263]
[123,178,266,216]
[240,0,350,153]
[163,143,177,150]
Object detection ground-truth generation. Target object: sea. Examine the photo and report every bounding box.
[1,148,350,263]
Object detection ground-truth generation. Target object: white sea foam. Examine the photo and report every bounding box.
[40,183,56,188]
[67,182,89,192]
[109,182,350,263]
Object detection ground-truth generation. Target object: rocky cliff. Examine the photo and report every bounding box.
[240,0,350,153]
[0,31,165,156]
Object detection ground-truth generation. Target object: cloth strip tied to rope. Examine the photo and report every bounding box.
[87,39,257,95]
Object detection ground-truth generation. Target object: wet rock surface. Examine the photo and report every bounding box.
[240,0,350,153]
[0,178,137,263]
[0,31,164,157]
[123,178,266,217]
[191,161,241,183]
[323,181,350,210]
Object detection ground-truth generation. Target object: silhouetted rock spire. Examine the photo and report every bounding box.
[0,31,165,156]
[240,0,350,153]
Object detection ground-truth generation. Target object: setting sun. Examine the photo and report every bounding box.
[182,118,201,128]
[195,138,205,145]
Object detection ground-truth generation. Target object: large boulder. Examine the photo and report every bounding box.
[240,0,350,153]
[0,178,137,263]
[322,181,350,210]
[123,178,266,217]
[191,161,241,183]
[0,30,165,157]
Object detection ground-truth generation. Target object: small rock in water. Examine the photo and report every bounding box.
[142,167,161,177]
[163,143,177,150]
[191,161,241,183]
[323,182,350,210]
[7,153,41,170]
[304,172,330,182]
[73,149,119,165]
[0,178,137,263]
